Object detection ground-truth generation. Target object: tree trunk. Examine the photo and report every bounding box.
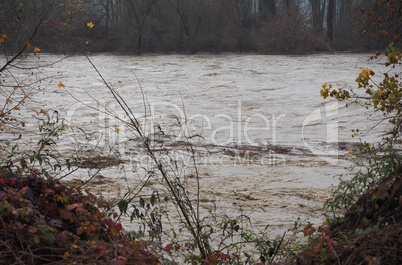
[327,0,335,42]
[259,0,276,21]
[310,0,326,33]
[137,34,142,55]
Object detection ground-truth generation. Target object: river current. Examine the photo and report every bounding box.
[0,53,389,236]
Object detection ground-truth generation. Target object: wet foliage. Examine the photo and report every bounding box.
[291,164,402,265]
[0,168,159,265]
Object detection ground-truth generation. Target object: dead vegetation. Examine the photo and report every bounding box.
[295,164,402,265]
[0,169,159,265]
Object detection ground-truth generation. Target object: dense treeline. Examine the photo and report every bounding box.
[0,0,399,54]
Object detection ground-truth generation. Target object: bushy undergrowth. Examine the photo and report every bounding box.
[325,145,402,217]
[0,169,159,265]
[257,7,319,54]
[264,145,402,265]
[296,38,402,265]
[294,159,402,265]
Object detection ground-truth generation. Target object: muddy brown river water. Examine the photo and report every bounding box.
[0,53,390,238]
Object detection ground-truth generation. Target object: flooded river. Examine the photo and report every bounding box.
[0,53,389,237]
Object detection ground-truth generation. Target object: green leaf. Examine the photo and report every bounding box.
[39,225,53,233]
[150,193,156,206]
[20,158,27,168]
[36,154,43,164]
[45,232,55,244]
[118,199,128,214]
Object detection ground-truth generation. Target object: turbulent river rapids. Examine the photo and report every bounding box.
[0,53,390,237]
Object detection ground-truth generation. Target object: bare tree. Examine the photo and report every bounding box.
[259,0,277,21]
[309,0,327,33]
[123,0,157,54]
[327,0,335,42]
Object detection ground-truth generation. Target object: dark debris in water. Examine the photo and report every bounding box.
[74,155,127,169]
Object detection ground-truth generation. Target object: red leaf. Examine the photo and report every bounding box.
[313,244,322,255]
[86,224,96,233]
[165,244,173,252]
[325,235,334,247]
[66,203,82,211]
[76,227,84,235]
[75,207,85,215]
[10,179,17,186]
[56,232,68,245]
[43,188,54,196]
[318,236,324,244]
[208,254,219,264]
[118,248,126,257]
[105,218,114,227]
[60,211,73,220]
[96,245,106,254]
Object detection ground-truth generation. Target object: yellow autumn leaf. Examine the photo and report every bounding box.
[27,226,38,233]
[6,98,12,103]
[14,86,18,90]
[40,109,47,114]
[115,128,121,132]
[372,186,381,197]
[34,47,40,53]
[27,42,31,48]
[58,82,65,88]
[13,106,20,110]
[87,22,94,28]
[2,34,6,38]
[63,251,70,259]
[54,194,64,202]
